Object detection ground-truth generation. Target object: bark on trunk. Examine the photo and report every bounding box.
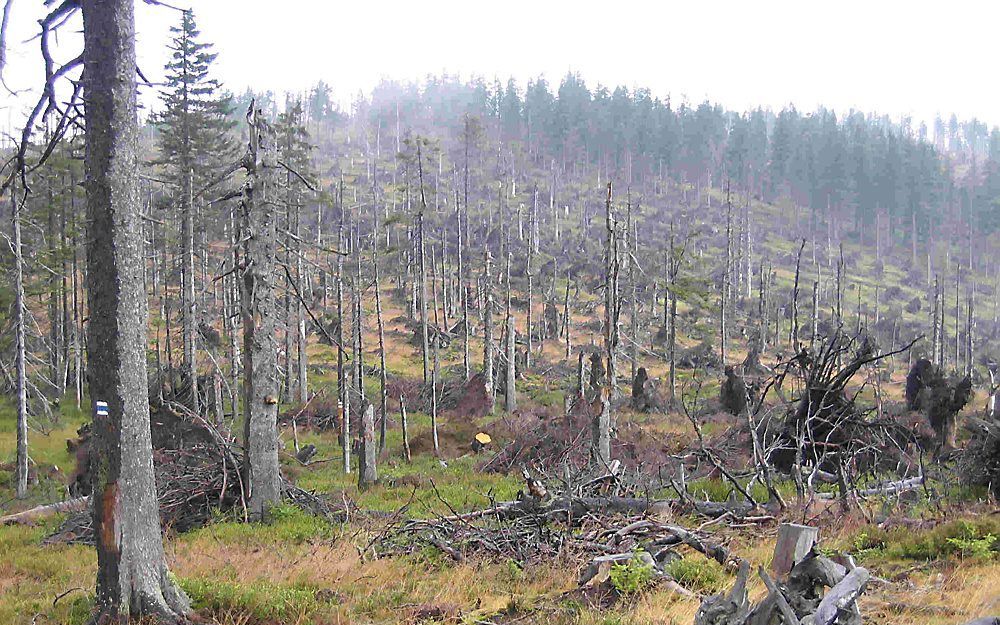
[83,0,190,617]
[358,402,377,491]
[240,104,281,520]
[11,182,28,499]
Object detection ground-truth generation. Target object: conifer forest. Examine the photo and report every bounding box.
[0,2,998,624]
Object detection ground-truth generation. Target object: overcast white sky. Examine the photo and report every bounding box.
[1,0,997,132]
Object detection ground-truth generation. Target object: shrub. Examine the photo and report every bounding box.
[664,557,725,593]
[609,552,655,595]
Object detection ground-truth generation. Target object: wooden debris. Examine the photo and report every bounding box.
[771,523,819,576]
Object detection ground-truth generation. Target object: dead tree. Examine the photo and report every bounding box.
[239,103,281,519]
[182,168,199,414]
[483,251,496,413]
[593,388,612,466]
[665,221,689,404]
[11,182,28,498]
[431,339,441,455]
[791,238,805,351]
[525,186,535,369]
[563,270,572,360]
[416,142,431,385]
[603,182,620,396]
[358,402,377,491]
[337,179,350,474]
[373,233,389,453]
[504,252,517,413]
[400,394,411,462]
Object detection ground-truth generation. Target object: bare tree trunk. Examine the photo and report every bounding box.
[722,188,732,365]
[358,402,377,491]
[811,281,819,351]
[505,253,517,412]
[240,104,280,520]
[11,183,28,499]
[791,238,805,351]
[400,394,411,462]
[373,236,389,453]
[354,246,365,404]
[458,200,470,380]
[604,183,619,395]
[183,168,199,414]
[83,0,190,616]
[955,265,961,369]
[593,389,611,466]
[417,145,431,385]
[337,181,350,474]
[526,223,534,370]
[483,251,496,413]
[431,339,441,455]
[564,271,572,360]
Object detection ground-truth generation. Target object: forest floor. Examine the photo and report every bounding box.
[1,189,1000,623]
[1,315,999,624]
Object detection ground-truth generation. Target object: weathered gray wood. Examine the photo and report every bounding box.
[812,567,869,625]
[11,180,27,498]
[695,560,750,625]
[759,567,801,625]
[240,104,281,519]
[772,523,819,576]
[0,496,89,525]
[358,402,377,491]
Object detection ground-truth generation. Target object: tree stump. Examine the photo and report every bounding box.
[771,523,818,576]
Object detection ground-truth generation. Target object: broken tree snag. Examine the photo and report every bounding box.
[772,523,819,576]
[592,387,612,466]
[400,394,411,462]
[240,102,281,520]
[358,402,377,491]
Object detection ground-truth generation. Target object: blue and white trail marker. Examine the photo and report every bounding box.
[95,401,109,417]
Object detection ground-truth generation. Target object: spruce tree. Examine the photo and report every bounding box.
[154,9,234,412]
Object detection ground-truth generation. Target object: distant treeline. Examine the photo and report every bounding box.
[235,73,1000,238]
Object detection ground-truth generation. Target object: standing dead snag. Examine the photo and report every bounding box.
[592,387,612,466]
[416,141,431,386]
[239,103,281,520]
[505,251,517,413]
[359,402,378,491]
[603,182,620,397]
[400,394,411,462]
[337,180,350,474]
[82,0,191,618]
[483,251,496,414]
[11,181,28,498]
[373,232,389,453]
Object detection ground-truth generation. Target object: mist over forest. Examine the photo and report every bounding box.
[0,4,998,625]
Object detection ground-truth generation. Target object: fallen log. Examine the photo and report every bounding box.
[816,476,924,500]
[0,496,89,525]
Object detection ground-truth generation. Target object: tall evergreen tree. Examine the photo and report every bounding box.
[154,9,235,413]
